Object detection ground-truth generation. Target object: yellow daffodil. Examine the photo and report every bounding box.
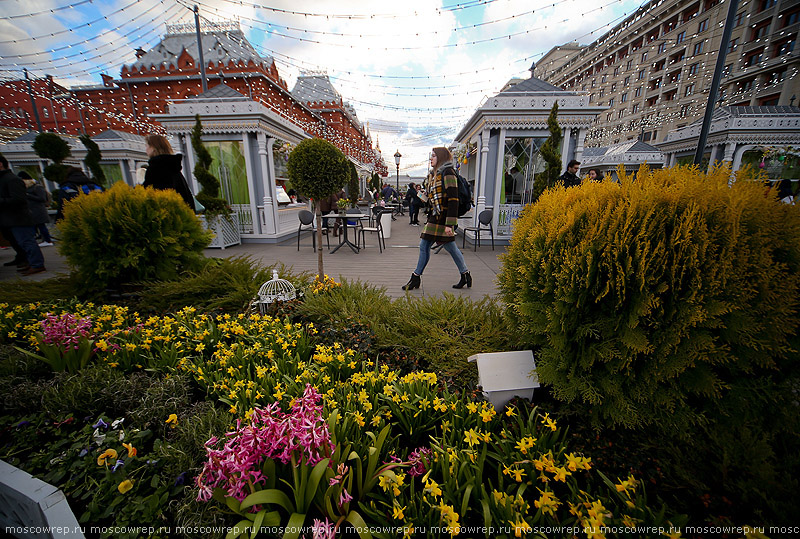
[392,504,406,520]
[463,428,480,447]
[165,413,178,427]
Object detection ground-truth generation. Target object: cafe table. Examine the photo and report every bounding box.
[329,212,369,254]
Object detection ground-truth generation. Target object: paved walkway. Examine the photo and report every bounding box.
[0,215,505,300]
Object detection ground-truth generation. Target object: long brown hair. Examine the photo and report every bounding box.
[432,147,453,167]
[145,134,174,156]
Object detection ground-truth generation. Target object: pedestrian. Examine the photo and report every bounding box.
[402,147,471,290]
[405,182,422,226]
[587,168,604,182]
[19,172,54,246]
[381,183,397,202]
[557,159,581,188]
[56,167,104,221]
[0,153,46,275]
[143,134,196,211]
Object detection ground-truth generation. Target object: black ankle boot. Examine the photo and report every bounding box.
[402,273,421,290]
[453,271,472,289]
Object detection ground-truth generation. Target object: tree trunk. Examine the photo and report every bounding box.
[315,206,325,280]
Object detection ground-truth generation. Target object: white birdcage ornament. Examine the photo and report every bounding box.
[256,270,296,313]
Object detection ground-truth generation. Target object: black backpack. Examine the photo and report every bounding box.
[445,167,473,217]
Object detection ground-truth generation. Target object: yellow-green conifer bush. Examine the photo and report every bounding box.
[58,183,213,291]
[500,164,800,429]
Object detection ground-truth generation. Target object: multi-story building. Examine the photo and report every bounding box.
[536,0,800,147]
[0,21,378,167]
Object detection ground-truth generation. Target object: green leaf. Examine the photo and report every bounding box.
[302,458,330,513]
[460,484,473,518]
[282,512,307,539]
[345,510,373,539]
[250,510,265,539]
[225,519,252,539]
[240,489,295,514]
[225,495,242,514]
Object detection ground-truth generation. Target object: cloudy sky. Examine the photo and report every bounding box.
[1,0,644,175]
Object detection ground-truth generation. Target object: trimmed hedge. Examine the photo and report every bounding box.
[58,182,212,291]
[500,165,800,429]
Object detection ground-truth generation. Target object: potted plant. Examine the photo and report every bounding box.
[191,115,241,249]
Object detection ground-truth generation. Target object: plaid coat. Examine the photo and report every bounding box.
[421,164,459,243]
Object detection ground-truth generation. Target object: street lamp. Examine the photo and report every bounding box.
[394,150,401,195]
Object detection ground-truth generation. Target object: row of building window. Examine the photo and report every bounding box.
[558,2,796,90]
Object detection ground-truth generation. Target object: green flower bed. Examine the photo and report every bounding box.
[0,298,683,538]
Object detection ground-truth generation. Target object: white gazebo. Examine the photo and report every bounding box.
[153,83,311,242]
[453,64,605,243]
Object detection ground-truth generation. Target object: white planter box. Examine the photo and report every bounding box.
[200,213,241,249]
[468,350,540,411]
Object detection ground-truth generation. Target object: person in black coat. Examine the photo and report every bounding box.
[55,167,103,221]
[405,182,422,225]
[143,134,196,212]
[0,153,45,274]
[20,171,53,245]
[557,159,582,188]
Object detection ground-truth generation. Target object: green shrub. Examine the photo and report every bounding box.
[57,182,212,291]
[136,257,313,313]
[500,165,800,429]
[33,132,71,184]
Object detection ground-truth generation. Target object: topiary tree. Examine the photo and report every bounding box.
[79,135,107,187]
[347,161,359,206]
[190,115,229,218]
[287,138,350,278]
[370,172,381,194]
[57,182,212,293]
[500,164,800,431]
[532,102,562,201]
[33,132,71,184]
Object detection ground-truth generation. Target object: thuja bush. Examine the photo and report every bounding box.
[58,182,212,292]
[500,164,800,430]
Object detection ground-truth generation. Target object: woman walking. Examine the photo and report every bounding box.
[143,134,196,211]
[405,182,422,226]
[20,172,54,246]
[402,147,471,290]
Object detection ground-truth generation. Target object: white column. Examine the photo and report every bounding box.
[476,129,490,211]
[242,132,260,235]
[493,127,507,209]
[574,127,586,164]
[127,159,136,186]
[561,126,572,173]
[182,134,199,193]
[258,133,277,235]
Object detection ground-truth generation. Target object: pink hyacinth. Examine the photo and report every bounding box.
[39,313,93,352]
[387,446,432,477]
[197,384,334,503]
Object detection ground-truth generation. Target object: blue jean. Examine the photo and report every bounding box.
[36,223,53,243]
[12,226,44,268]
[414,238,468,275]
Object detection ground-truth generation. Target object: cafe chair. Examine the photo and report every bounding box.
[462,209,494,251]
[358,209,387,252]
[297,209,329,252]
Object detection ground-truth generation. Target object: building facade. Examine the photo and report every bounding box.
[0,21,378,167]
[537,0,800,147]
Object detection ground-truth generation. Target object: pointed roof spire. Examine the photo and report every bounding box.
[529,60,536,78]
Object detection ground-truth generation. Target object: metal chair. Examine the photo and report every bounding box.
[357,209,387,252]
[297,209,329,251]
[462,209,494,251]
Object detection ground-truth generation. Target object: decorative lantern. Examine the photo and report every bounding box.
[255,270,296,314]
